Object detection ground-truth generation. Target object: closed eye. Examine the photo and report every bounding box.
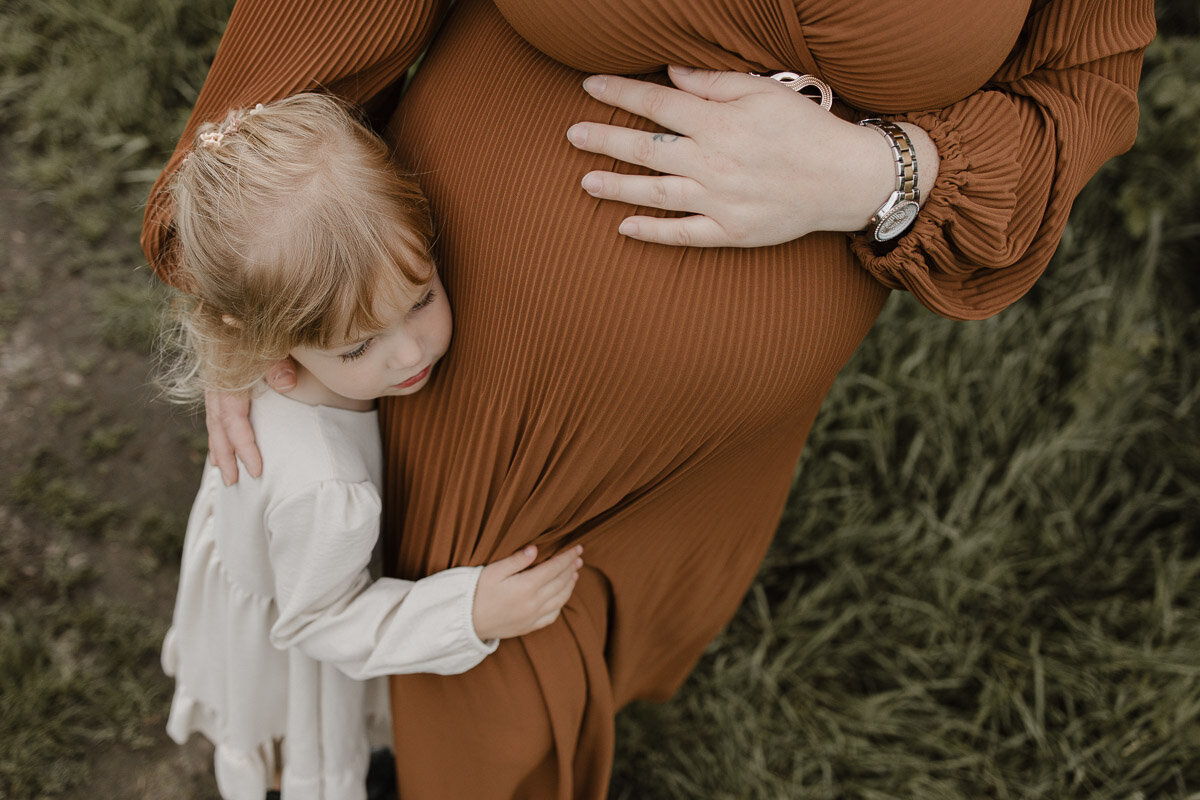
[411,288,437,311]
[339,339,373,362]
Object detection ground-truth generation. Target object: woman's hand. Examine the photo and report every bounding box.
[472,545,584,641]
[565,65,936,248]
[204,359,297,485]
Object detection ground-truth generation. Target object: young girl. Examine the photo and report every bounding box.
[158,93,583,800]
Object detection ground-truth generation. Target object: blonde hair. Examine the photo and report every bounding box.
[160,92,434,403]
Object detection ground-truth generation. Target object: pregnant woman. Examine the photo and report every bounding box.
[143,0,1154,796]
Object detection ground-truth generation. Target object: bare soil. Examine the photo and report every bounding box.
[1,167,220,797]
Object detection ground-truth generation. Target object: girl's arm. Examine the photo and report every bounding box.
[266,482,582,679]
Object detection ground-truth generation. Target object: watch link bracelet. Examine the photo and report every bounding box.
[858,118,920,242]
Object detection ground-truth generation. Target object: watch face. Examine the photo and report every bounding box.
[874,200,920,241]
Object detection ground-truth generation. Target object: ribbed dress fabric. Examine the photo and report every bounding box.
[142,0,1154,797]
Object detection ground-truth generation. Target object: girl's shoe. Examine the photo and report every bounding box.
[261,751,392,800]
[366,748,397,800]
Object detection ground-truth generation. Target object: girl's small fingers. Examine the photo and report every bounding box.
[538,570,580,608]
[496,546,539,577]
[531,609,563,631]
[537,563,577,597]
[524,545,582,577]
[580,172,702,215]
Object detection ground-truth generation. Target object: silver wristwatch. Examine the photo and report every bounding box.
[858,118,920,242]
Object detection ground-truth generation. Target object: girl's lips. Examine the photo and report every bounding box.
[394,366,430,389]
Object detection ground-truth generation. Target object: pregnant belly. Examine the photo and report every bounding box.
[381,0,888,566]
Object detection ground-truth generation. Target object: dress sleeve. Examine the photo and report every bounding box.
[849,0,1156,320]
[265,480,497,680]
[141,0,449,285]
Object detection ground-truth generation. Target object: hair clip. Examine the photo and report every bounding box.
[198,130,225,149]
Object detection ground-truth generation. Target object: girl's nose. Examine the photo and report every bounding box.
[386,334,424,369]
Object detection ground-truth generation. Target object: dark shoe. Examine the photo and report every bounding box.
[366,748,398,800]
[265,792,281,800]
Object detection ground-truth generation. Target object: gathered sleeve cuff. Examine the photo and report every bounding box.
[141,0,449,285]
[850,0,1155,320]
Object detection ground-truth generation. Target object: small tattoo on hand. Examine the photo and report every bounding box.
[652,133,680,143]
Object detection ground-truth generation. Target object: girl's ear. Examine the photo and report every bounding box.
[221,314,243,328]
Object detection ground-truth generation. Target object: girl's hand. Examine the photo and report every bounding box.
[204,359,297,484]
[472,545,584,641]
[565,66,935,248]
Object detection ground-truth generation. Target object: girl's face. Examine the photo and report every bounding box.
[288,272,452,411]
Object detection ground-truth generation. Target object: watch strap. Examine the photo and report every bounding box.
[858,118,920,241]
[859,118,919,205]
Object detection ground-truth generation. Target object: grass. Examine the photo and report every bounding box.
[608,13,1200,798]
[1,0,1198,798]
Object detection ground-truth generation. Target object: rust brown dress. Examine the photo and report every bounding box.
[143,1,1154,796]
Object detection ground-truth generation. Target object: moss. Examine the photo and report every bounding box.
[83,423,138,460]
[8,450,126,537]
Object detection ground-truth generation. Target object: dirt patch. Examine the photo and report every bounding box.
[1,161,219,797]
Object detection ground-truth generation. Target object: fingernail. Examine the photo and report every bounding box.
[618,219,639,236]
[582,75,606,94]
[670,65,693,75]
[222,473,234,487]
[566,124,587,146]
[581,174,601,194]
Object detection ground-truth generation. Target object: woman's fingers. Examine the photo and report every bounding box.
[613,214,731,248]
[567,122,696,175]
[665,65,770,103]
[205,390,261,483]
[579,171,702,214]
[218,393,262,479]
[205,391,238,485]
[581,74,707,134]
[569,67,897,247]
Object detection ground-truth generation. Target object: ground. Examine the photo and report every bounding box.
[0,159,221,798]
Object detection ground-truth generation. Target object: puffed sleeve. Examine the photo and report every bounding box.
[849,0,1156,320]
[265,480,497,679]
[141,0,449,285]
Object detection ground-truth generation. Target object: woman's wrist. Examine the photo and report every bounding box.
[897,121,939,210]
[842,119,939,235]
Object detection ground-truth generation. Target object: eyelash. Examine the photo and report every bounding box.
[340,340,372,362]
[412,288,437,310]
[338,289,437,363]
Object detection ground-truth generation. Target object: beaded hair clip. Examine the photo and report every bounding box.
[197,103,266,149]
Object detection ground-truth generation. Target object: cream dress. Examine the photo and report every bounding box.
[162,388,496,800]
